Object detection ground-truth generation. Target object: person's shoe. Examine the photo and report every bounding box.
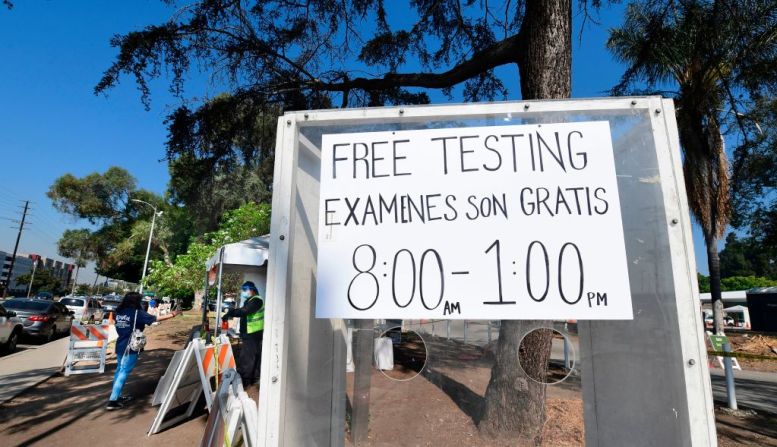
[105,400,124,411]
[118,395,133,403]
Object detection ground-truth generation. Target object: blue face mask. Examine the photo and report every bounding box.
[240,290,252,299]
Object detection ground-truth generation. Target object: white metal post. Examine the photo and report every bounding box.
[26,258,37,298]
[139,209,157,294]
[214,247,225,338]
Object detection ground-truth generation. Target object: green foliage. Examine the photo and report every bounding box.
[48,167,136,223]
[14,269,65,296]
[57,229,96,268]
[48,168,195,282]
[721,276,777,291]
[732,97,777,254]
[719,233,777,279]
[147,202,271,296]
[698,273,710,293]
[697,273,776,293]
[165,95,277,233]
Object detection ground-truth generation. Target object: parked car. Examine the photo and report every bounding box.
[0,303,24,354]
[100,295,122,314]
[59,296,104,323]
[34,291,53,300]
[2,299,74,341]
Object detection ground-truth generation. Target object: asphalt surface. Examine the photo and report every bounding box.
[710,368,777,414]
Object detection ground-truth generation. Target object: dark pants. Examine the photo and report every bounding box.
[237,332,263,386]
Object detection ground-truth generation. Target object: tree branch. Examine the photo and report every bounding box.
[304,33,522,93]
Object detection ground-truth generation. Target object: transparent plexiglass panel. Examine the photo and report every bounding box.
[278,104,698,447]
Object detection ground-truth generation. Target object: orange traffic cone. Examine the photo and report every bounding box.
[108,312,114,324]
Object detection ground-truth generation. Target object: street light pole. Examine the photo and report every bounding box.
[132,199,162,294]
[26,256,38,298]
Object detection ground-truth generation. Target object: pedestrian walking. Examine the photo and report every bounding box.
[222,281,264,387]
[106,292,180,410]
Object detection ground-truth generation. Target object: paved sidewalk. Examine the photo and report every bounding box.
[0,337,69,404]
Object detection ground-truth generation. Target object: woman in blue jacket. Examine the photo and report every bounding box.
[106,292,179,410]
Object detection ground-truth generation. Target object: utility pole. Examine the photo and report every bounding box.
[4,200,29,298]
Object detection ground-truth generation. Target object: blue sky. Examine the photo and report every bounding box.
[0,1,714,285]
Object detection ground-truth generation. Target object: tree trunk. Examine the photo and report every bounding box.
[71,265,80,295]
[479,322,554,441]
[479,0,571,440]
[707,235,725,334]
[516,0,572,100]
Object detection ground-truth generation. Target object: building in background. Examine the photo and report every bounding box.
[0,250,74,296]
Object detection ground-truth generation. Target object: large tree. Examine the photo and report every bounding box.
[14,269,65,296]
[97,0,597,439]
[165,94,277,233]
[732,97,777,267]
[57,229,96,293]
[608,0,777,334]
[719,232,777,279]
[48,167,193,282]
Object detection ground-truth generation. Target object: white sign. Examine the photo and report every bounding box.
[315,121,633,320]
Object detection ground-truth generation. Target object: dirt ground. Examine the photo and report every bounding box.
[1,317,776,446]
[725,333,777,373]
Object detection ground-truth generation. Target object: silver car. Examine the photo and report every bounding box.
[2,299,74,341]
[0,303,24,354]
[59,296,104,324]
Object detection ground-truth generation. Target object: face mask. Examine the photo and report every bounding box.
[240,290,252,299]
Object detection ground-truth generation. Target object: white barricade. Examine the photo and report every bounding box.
[148,335,236,435]
[200,368,258,447]
[64,322,110,376]
[374,337,394,371]
[346,327,354,373]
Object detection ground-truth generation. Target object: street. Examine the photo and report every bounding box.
[710,369,777,414]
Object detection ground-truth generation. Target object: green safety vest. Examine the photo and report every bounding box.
[246,296,265,334]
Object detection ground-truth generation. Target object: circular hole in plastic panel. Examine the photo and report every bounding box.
[375,326,428,381]
[517,327,576,385]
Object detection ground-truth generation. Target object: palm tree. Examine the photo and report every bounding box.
[608,0,777,334]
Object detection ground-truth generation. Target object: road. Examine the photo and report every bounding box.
[710,368,777,414]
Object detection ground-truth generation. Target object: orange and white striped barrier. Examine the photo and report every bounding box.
[64,322,110,376]
[200,340,236,381]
